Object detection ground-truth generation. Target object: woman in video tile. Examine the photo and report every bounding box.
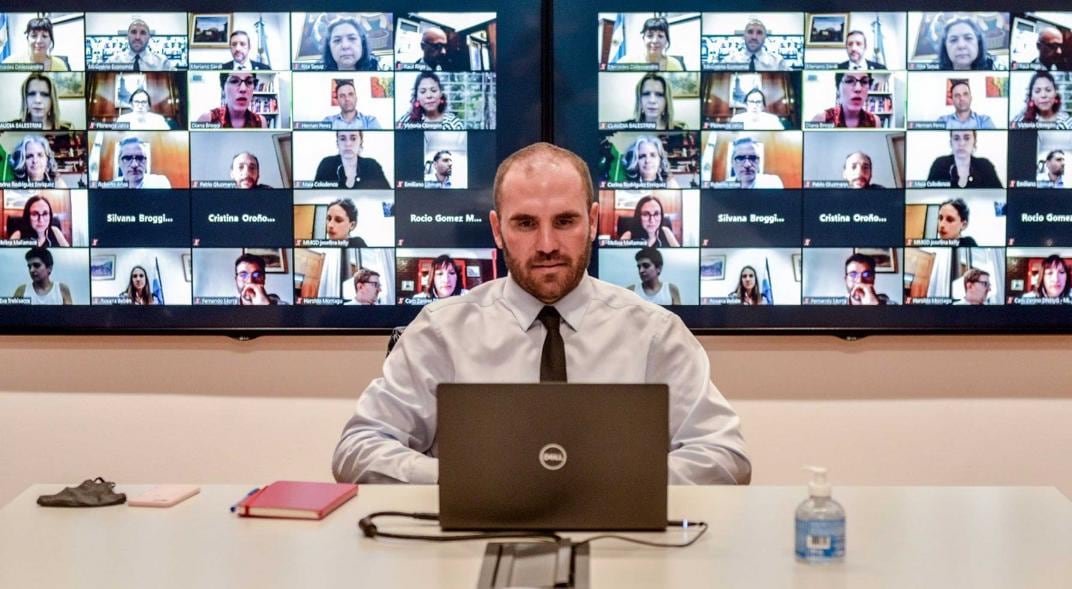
[730,265,766,305]
[619,194,680,247]
[936,198,977,246]
[8,194,69,247]
[624,17,684,71]
[396,71,463,129]
[730,89,784,131]
[811,72,878,128]
[313,130,389,189]
[116,89,170,131]
[322,18,379,71]
[2,17,69,71]
[8,135,66,188]
[622,135,679,187]
[938,18,996,71]
[196,72,268,128]
[13,74,71,130]
[325,197,368,247]
[1022,254,1070,299]
[1011,71,1072,129]
[118,266,159,305]
[631,73,687,130]
[925,130,1002,188]
[412,254,467,300]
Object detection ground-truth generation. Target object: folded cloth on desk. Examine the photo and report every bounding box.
[37,477,126,507]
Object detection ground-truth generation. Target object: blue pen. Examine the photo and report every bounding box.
[230,487,260,513]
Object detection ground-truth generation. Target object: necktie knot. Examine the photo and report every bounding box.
[537,305,561,331]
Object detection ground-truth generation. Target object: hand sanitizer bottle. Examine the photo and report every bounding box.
[795,466,845,563]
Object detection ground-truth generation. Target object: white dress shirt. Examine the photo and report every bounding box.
[107,47,176,71]
[332,273,751,485]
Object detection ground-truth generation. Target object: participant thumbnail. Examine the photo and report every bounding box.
[294,247,395,305]
[188,71,290,130]
[187,13,292,71]
[1009,70,1072,129]
[0,131,86,189]
[904,190,1006,246]
[292,73,393,130]
[291,12,394,72]
[1027,131,1072,187]
[189,132,292,189]
[416,131,467,189]
[600,131,698,189]
[700,190,802,248]
[597,246,698,305]
[802,12,907,71]
[803,71,905,129]
[395,247,497,305]
[1005,189,1072,247]
[701,13,803,71]
[0,189,88,247]
[699,248,800,305]
[906,12,1010,71]
[293,191,395,247]
[0,13,86,72]
[0,72,87,130]
[803,131,904,188]
[192,247,293,305]
[1006,248,1072,303]
[292,130,394,189]
[85,13,188,71]
[903,246,1005,304]
[905,130,1007,188]
[599,72,700,131]
[700,131,802,189]
[597,13,699,72]
[1009,13,1072,71]
[596,189,699,247]
[395,12,496,71]
[394,71,495,130]
[86,71,186,130]
[88,131,188,189]
[802,247,904,304]
[700,71,800,130]
[905,72,1009,130]
[0,246,88,304]
[88,247,191,305]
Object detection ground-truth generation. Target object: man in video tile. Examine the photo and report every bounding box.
[1039,149,1066,186]
[954,268,990,305]
[345,268,381,305]
[416,27,451,71]
[725,17,784,71]
[812,72,878,127]
[837,30,885,70]
[116,136,171,189]
[222,31,269,70]
[324,79,382,130]
[731,136,783,188]
[230,152,272,189]
[107,18,176,71]
[627,246,681,305]
[234,253,284,305]
[426,150,453,187]
[936,79,995,129]
[845,253,892,305]
[843,152,883,188]
[1032,27,1064,71]
[13,247,72,305]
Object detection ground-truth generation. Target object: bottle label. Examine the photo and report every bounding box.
[795,517,846,560]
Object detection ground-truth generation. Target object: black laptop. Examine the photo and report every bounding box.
[436,383,668,531]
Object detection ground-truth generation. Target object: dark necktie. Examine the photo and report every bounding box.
[132,54,141,72]
[537,306,567,382]
[748,54,757,72]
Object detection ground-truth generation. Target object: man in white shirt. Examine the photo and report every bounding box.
[111,136,171,189]
[107,19,176,71]
[1038,149,1066,187]
[724,18,785,71]
[332,142,750,485]
[730,136,783,188]
[425,150,453,187]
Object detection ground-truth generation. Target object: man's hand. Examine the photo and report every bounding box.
[849,283,880,305]
[241,283,270,305]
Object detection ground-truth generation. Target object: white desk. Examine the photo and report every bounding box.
[1,485,1069,588]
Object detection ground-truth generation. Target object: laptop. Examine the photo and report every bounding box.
[437,383,668,531]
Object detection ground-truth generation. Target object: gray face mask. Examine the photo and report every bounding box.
[37,477,126,507]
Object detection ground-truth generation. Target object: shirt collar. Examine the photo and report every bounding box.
[503,272,592,334]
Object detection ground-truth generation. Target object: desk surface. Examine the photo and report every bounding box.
[2,484,1070,588]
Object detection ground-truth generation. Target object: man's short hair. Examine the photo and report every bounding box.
[433,150,451,162]
[26,246,53,268]
[845,30,867,45]
[334,79,355,95]
[844,253,876,273]
[118,135,144,150]
[844,151,871,167]
[963,268,989,284]
[234,253,266,273]
[1047,149,1065,162]
[949,78,971,94]
[353,267,380,285]
[229,30,250,43]
[128,19,149,32]
[732,136,758,156]
[231,151,259,167]
[744,17,766,32]
[493,142,594,212]
[635,246,663,269]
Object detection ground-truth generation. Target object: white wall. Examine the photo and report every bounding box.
[2,333,1070,509]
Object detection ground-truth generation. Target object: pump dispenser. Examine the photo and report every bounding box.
[794,466,845,563]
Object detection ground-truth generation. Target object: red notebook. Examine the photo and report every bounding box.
[235,481,358,520]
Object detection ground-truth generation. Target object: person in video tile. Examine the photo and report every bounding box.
[845,253,892,305]
[9,194,69,247]
[1021,254,1070,299]
[426,150,453,187]
[114,136,171,189]
[196,72,268,128]
[954,268,990,304]
[938,17,996,71]
[622,135,679,187]
[1031,27,1064,71]
[234,253,286,305]
[412,254,468,300]
[838,30,885,70]
[324,79,382,130]
[324,197,368,247]
[1011,71,1072,128]
[1038,150,1066,186]
[230,152,272,189]
[313,131,390,189]
[118,265,159,304]
[106,18,177,71]
[8,134,66,188]
[415,27,449,71]
[13,246,71,304]
[223,30,269,70]
[2,17,69,71]
[936,79,995,129]
[731,136,782,188]
[345,268,381,305]
[396,71,464,129]
[724,17,784,71]
[625,17,685,71]
[322,18,379,71]
[730,265,766,305]
[627,246,681,305]
[13,74,72,130]
[729,88,784,130]
[936,198,976,245]
[926,130,1002,188]
[116,89,171,130]
[632,73,687,130]
[812,72,878,127]
[843,151,883,188]
[619,194,680,247]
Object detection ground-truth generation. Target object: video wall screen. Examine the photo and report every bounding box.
[559,7,1072,331]
[0,5,533,332]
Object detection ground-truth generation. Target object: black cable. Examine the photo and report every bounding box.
[574,521,708,549]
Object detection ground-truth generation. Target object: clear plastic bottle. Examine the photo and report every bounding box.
[794,466,845,564]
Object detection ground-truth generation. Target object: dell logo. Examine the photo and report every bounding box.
[539,443,567,471]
